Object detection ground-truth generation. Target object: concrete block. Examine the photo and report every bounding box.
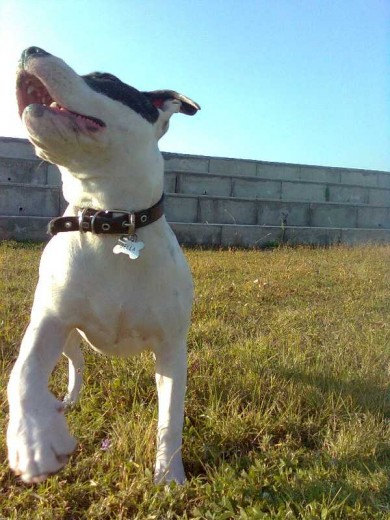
[164,154,209,173]
[59,193,68,214]
[47,164,62,185]
[376,172,390,189]
[0,157,47,184]
[165,194,198,223]
[177,173,232,197]
[209,158,256,177]
[170,222,222,246]
[282,181,326,202]
[258,201,309,227]
[221,224,282,248]
[341,228,390,245]
[199,197,257,225]
[0,185,61,217]
[164,172,177,193]
[256,162,300,181]
[310,204,357,228]
[232,178,281,199]
[173,223,387,248]
[328,185,368,204]
[299,166,341,184]
[0,137,36,159]
[357,207,390,229]
[340,169,379,187]
[368,188,390,207]
[285,226,342,246]
[0,216,50,241]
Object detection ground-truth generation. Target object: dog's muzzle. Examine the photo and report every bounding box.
[48,194,164,236]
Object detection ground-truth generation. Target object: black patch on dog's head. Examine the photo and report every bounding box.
[82,72,159,123]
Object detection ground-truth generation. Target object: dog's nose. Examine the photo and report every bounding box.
[20,47,51,68]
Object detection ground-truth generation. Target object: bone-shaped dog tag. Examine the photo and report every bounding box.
[113,236,144,260]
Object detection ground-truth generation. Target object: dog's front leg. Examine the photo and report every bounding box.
[7,316,77,483]
[154,341,187,484]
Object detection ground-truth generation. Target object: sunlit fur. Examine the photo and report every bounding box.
[7,48,198,484]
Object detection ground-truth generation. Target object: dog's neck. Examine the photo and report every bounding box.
[59,142,164,212]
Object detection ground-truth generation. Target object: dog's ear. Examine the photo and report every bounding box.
[143,90,200,116]
[143,90,200,139]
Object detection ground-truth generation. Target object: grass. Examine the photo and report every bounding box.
[0,241,389,519]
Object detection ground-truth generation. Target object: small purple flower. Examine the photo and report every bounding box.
[101,438,112,451]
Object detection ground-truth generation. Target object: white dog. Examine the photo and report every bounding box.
[7,46,200,484]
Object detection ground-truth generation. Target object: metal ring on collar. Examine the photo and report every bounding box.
[78,208,89,232]
[90,209,106,234]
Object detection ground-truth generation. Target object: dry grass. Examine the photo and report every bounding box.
[0,241,389,519]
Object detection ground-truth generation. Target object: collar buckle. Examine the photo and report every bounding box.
[78,208,90,232]
[122,212,136,235]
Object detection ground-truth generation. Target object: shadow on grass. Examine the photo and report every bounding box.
[184,365,389,514]
[276,365,390,419]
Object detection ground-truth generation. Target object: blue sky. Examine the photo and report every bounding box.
[1,0,389,171]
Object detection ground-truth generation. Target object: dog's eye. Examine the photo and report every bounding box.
[100,73,118,81]
[90,72,119,82]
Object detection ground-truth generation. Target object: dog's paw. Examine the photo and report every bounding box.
[154,459,186,485]
[7,396,77,483]
[63,392,79,408]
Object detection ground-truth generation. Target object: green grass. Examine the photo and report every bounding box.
[0,241,389,519]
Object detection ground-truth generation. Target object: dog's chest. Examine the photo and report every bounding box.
[36,228,192,356]
[78,315,159,357]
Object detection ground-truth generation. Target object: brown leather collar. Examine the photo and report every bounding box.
[48,194,164,236]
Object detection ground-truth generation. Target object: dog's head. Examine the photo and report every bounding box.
[16,47,200,169]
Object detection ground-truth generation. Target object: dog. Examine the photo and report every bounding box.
[7,46,200,484]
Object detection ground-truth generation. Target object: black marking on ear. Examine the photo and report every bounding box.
[82,72,159,123]
[143,90,201,116]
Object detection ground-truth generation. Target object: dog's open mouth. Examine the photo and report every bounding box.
[17,71,106,131]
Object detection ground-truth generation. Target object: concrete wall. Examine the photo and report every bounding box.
[1,137,390,247]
